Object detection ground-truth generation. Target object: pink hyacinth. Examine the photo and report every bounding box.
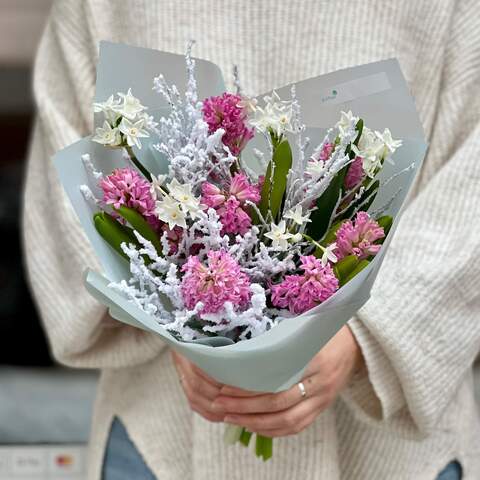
[335,211,385,260]
[344,156,365,190]
[271,256,339,315]
[99,167,158,228]
[181,250,251,314]
[202,173,260,235]
[319,142,334,161]
[202,93,254,156]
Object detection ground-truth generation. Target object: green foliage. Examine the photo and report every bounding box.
[306,118,365,241]
[307,166,347,240]
[337,179,380,223]
[376,215,393,238]
[115,205,162,255]
[255,435,273,461]
[342,259,370,285]
[321,220,344,246]
[334,255,359,285]
[93,212,137,260]
[239,429,253,447]
[258,135,293,221]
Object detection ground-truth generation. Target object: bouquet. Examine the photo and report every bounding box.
[54,41,427,460]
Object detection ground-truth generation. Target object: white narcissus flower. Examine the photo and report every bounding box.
[284,205,311,226]
[119,118,149,149]
[115,89,147,119]
[336,110,358,137]
[92,121,122,146]
[93,95,121,124]
[250,91,293,137]
[155,195,187,229]
[264,220,293,250]
[150,174,168,200]
[352,127,384,178]
[375,128,402,160]
[167,178,203,219]
[291,232,303,243]
[319,243,338,267]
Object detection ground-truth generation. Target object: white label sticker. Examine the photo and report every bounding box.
[319,72,391,105]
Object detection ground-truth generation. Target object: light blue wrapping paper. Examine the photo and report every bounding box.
[54,42,428,392]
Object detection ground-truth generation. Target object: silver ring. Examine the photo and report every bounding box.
[298,381,307,398]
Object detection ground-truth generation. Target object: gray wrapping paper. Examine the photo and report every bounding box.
[54,42,427,392]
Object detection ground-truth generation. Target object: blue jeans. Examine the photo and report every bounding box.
[102,418,461,480]
[102,418,157,480]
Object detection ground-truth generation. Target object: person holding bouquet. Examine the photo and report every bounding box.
[23,1,479,479]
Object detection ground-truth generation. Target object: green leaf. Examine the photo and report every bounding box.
[376,215,393,238]
[307,166,347,240]
[342,259,370,285]
[258,137,292,221]
[334,255,359,284]
[115,205,162,255]
[321,220,344,246]
[93,212,137,260]
[255,434,273,461]
[239,429,253,447]
[353,119,364,147]
[337,179,379,223]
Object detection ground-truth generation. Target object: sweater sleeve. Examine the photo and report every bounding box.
[341,0,480,435]
[22,1,166,369]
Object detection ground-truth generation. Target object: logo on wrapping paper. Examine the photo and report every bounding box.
[321,89,338,103]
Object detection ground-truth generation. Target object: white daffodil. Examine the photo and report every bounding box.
[318,242,338,267]
[119,118,149,149]
[375,128,402,160]
[149,174,168,200]
[93,95,121,124]
[115,89,147,119]
[352,127,384,178]
[291,232,303,243]
[167,178,202,219]
[250,91,293,137]
[155,195,187,229]
[284,205,311,226]
[92,121,122,147]
[264,220,293,250]
[336,110,358,137]
[306,159,325,178]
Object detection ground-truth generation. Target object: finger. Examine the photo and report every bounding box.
[172,352,222,400]
[191,363,224,388]
[220,384,265,397]
[181,378,225,420]
[183,370,222,401]
[190,402,225,423]
[215,372,325,414]
[224,397,321,432]
[213,383,305,414]
[252,412,319,437]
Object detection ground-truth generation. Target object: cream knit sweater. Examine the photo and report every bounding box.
[23,1,480,479]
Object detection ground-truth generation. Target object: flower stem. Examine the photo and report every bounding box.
[223,424,243,445]
[255,434,273,461]
[124,145,151,179]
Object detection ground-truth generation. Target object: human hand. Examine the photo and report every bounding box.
[210,325,364,437]
[171,350,225,422]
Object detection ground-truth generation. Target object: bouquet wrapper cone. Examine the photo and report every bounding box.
[54,42,427,393]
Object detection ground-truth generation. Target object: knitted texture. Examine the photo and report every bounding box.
[23,1,480,479]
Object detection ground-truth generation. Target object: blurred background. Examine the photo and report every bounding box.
[0,2,96,478]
